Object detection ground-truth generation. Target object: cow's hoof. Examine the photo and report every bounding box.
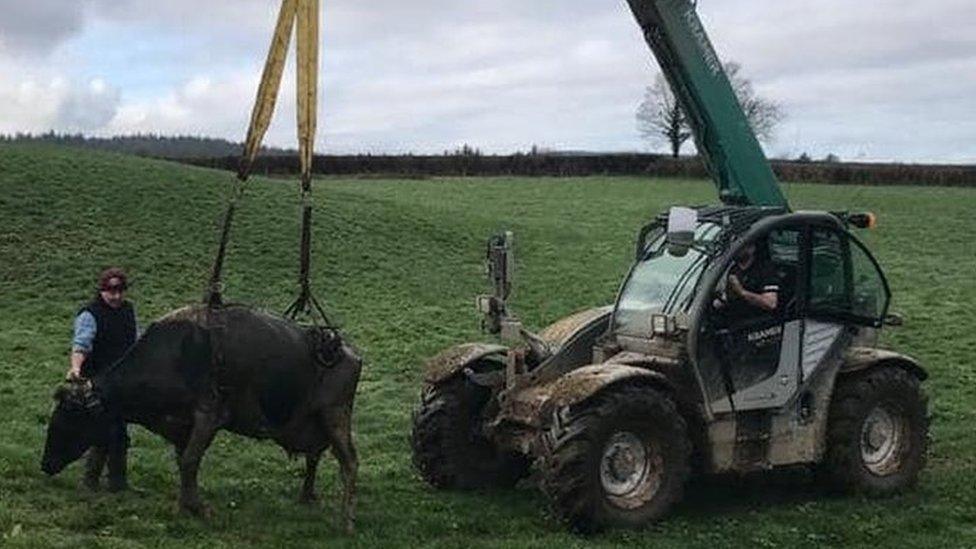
[80,477,100,492]
[298,492,319,506]
[340,516,356,536]
[106,479,128,493]
[180,500,213,520]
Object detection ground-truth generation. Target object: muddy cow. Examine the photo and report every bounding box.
[41,304,362,532]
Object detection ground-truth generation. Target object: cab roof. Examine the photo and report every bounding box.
[655,206,787,236]
[647,206,848,256]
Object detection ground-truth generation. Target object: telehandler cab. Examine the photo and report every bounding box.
[411,0,928,532]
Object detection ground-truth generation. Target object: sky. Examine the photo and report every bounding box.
[0,0,973,164]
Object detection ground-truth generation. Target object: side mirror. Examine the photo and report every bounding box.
[666,207,697,257]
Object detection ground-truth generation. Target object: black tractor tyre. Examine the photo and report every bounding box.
[411,377,528,490]
[537,384,691,533]
[824,366,928,496]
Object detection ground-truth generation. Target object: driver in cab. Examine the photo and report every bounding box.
[714,241,781,322]
[713,240,785,383]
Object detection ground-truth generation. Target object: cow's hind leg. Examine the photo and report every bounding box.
[324,409,358,535]
[299,451,323,504]
[178,406,222,518]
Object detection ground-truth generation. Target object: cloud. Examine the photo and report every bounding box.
[0,0,973,162]
[55,78,122,132]
[0,54,121,135]
[0,0,86,56]
[107,74,261,138]
[89,0,273,30]
[100,0,648,153]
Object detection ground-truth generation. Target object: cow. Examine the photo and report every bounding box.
[41,304,362,533]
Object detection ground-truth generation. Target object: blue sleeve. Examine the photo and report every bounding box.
[72,312,97,353]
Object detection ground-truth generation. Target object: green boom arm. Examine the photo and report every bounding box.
[626,0,789,209]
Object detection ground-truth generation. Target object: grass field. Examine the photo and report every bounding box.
[1,144,974,548]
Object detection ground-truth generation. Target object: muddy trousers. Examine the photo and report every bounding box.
[83,419,129,491]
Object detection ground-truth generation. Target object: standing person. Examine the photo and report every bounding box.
[67,267,138,492]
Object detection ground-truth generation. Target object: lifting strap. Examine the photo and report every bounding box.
[204,0,331,327]
[285,0,326,322]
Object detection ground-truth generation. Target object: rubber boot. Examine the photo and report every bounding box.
[83,448,106,491]
[106,450,128,493]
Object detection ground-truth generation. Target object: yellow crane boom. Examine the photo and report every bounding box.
[240,0,319,184]
[207,0,327,323]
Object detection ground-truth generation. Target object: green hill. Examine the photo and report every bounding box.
[1,144,974,547]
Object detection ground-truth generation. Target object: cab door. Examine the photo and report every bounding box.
[799,226,891,382]
[694,221,892,472]
[699,226,805,415]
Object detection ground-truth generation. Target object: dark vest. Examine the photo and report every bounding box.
[80,298,137,377]
[725,261,783,322]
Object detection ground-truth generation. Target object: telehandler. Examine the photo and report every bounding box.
[411,0,928,531]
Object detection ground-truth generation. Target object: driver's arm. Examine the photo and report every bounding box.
[729,276,779,312]
[739,288,778,312]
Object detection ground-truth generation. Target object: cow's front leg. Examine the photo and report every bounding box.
[299,451,323,504]
[177,404,223,518]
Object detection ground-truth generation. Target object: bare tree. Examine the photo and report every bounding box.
[637,73,692,159]
[636,62,784,157]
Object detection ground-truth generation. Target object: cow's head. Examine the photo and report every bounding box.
[40,380,111,475]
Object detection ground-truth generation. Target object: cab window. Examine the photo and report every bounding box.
[707,227,801,334]
[809,229,848,312]
[767,228,802,315]
[849,237,890,321]
[808,228,890,325]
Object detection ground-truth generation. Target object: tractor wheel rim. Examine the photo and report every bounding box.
[860,405,906,476]
[599,431,663,509]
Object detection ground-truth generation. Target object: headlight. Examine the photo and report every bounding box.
[651,314,671,335]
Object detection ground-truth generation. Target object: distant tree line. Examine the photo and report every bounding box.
[182,153,976,188]
[3,132,971,187]
[0,131,290,158]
